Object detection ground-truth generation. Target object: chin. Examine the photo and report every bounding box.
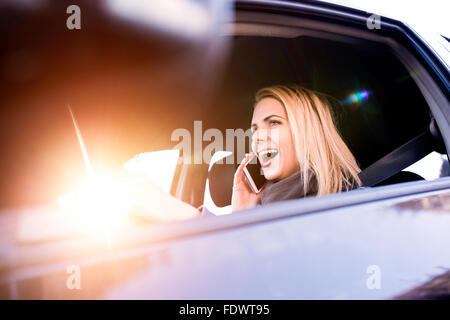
[263,169,281,181]
[262,158,283,181]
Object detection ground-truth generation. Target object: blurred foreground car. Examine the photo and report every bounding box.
[0,0,449,299]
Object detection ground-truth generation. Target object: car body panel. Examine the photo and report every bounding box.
[1,180,449,299]
[100,187,450,299]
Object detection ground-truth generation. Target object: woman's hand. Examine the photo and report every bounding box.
[231,152,264,212]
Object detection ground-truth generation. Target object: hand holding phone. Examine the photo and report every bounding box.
[243,154,267,193]
[231,153,266,212]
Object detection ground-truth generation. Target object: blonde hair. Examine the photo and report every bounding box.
[255,84,361,196]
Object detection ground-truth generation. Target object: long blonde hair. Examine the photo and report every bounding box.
[255,84,361,196]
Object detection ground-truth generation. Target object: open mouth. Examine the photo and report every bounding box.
[258,149,279,165]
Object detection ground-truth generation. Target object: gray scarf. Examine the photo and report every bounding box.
[260,170,359,204]
[260,170,318,205]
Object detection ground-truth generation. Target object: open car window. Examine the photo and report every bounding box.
[191,11,449,212]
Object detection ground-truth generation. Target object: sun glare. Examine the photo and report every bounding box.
[56,173,134,230]
[56,149,180,232]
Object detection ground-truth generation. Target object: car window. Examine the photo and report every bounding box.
[200,38,437,204]
[403,152,450,181]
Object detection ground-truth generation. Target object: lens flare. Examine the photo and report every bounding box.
[340,89,370,106]
[58,107,180,239]
[58,107,134,239]
[56,173,134,230]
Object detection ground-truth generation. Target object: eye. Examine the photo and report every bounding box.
[269,120,280,126]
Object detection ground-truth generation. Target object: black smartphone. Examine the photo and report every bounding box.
[243,155,267,193]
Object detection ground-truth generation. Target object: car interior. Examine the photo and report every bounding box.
[0,4,448,214]
[173,14,450,210]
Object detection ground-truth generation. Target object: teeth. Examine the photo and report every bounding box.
[259,149,279,162]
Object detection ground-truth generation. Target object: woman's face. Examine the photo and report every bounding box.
[251,97,299,181]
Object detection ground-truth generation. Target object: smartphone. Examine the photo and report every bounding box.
[243,155,267,193]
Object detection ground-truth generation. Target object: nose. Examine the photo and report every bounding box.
[252,128,269,144]
[252,128,271,153]
[252,127,279,152]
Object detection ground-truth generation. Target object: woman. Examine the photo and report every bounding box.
[133,84,362,221]
[231,84,361,212]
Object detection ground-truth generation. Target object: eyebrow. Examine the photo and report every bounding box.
[251,114,285,128]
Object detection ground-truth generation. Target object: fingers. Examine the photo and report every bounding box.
[234,152,254,180]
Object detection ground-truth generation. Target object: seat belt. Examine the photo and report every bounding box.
[358,131,435,187]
